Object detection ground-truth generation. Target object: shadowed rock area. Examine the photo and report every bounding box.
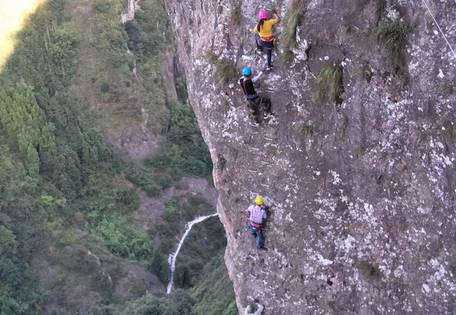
[166,0,456,313]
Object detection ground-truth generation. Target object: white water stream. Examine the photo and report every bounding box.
[166,213,219,294]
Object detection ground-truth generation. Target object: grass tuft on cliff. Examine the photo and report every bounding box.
[281,0,307,62]
[376,19,410,77]
[315,64,344,104]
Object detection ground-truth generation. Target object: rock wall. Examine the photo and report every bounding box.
[165,0,456,314]
[121,0,140,24]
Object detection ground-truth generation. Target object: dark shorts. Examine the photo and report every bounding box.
[259,39,274,49]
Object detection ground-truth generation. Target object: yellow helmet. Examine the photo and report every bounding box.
[255,195,264,206]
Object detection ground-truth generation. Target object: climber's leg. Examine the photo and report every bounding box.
[256,229,264,249]
[261,40,274,68]
[247,224,256,237]
[247,224,264,249]
[266,48,272,68]
[261,97,272,115]
[255,34,262,50]
[247,98,261,123]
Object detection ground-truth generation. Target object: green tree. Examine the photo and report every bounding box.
[149,249,169,283]
[81,129,111,168]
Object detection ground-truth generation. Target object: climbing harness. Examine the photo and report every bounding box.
[250,221,262,229]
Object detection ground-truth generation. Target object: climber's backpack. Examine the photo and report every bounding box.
[241,78,258,100]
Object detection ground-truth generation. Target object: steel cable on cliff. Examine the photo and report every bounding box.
[421,0,456,59]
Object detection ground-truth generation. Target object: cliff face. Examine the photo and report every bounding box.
[166,0,456,314]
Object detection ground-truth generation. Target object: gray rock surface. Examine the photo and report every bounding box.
[166,0,456,314]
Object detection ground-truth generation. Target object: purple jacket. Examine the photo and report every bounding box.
[248,205,267,225]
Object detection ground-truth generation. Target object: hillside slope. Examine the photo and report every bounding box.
[166,0,456,314]
[0,0,234,313]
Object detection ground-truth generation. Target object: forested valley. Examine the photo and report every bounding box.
[0,0,235,314]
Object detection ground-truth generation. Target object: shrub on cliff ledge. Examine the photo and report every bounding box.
[315,64,344,104]
[281,0,307,61]
[376,19,410,76]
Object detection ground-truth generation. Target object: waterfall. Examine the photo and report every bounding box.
[166,213,219,294]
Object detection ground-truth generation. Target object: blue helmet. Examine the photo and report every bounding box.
[242,67,252,77]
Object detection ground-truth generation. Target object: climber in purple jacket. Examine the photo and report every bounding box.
[247,195,268,250]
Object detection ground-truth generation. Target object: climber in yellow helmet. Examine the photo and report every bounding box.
[247,195,268,250]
